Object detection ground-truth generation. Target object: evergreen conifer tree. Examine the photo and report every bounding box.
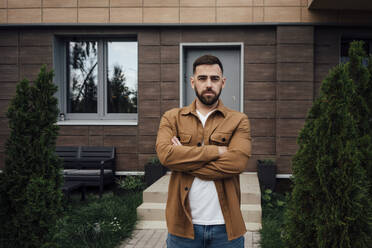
[347,41,372,197]
[283,43,372,247]
[0,66,63,248]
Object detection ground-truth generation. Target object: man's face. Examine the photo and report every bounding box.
[191,64,226,106]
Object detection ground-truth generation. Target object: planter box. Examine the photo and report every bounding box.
[257,160,277,191]
[144,162,167,187]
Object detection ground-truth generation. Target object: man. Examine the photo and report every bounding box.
[156,54,252,247]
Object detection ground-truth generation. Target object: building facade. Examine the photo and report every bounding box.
[0,0,371,176]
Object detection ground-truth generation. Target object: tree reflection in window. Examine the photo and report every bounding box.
[67,41,98,113]
[107,41,137,113]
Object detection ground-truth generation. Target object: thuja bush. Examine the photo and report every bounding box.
[348,41,372,196]
[0,66,63,248]
[283,41,372,248]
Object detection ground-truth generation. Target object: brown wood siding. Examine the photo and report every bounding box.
[0,26,370,174]
[2,0,372,25]
[275,26,314,174]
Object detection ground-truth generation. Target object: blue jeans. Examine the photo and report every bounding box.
[166,224,244,248]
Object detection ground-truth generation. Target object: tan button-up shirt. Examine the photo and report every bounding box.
[155,99,252,241]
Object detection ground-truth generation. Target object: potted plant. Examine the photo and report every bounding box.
[257,159,277,191]
[144,156,168,187]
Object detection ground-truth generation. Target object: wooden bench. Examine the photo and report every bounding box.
[56,146,116,198]
[62,181,86,202]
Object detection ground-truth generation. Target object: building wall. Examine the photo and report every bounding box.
[0,0,372,25]
[0,25,371,173]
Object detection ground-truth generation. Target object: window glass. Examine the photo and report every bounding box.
[107,41,138,113]
[55,37,138,121]
[67,41,98,113]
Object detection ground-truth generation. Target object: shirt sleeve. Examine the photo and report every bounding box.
[156,114,220,172]
[187,115,252,180]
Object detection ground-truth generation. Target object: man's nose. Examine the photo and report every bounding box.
[205,77,213,87]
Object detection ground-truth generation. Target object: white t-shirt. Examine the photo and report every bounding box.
[188,109,225,225]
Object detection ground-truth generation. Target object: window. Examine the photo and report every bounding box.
[54,37,138,123]
[341,38,372,64]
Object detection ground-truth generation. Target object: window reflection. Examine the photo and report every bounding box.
[107,41,137,113]
[67,41,98,113]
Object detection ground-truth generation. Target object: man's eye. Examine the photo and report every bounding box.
[198,76,207,81]
[211,76,220,81]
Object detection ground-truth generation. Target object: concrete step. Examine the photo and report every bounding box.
[135,220,262,231]
[137,173,262,232]
[143,173,261,205]
[142,175,169,203]
[137,202,261,224]
[136,220,167,229]
[137,203,165,221]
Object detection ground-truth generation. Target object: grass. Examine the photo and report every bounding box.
[259,189,288,248]
[47,190,142,248]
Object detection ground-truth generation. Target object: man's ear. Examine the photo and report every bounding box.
[221,77,226,89]
[190,76,195,89]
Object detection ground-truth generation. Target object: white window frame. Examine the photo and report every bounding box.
[53,36,138,125]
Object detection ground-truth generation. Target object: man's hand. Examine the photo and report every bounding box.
[218,146,227,156]
[172,136,227,156]
[171,136,182,146]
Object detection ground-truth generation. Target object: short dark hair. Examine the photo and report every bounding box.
[193,54,223,74]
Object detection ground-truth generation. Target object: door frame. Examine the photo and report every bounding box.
[179,42,245,112]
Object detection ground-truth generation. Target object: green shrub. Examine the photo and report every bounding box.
[0,66,63,248]
[116,175,145,192]
[348,41,372,197]
[260,190,287,248]
[283,41,372,248]
[48,192,142,248]
[257,159,275,167]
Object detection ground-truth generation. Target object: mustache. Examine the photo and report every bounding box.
[202,90,215,94]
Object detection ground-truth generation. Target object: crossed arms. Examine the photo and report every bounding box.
[155,114,252,180]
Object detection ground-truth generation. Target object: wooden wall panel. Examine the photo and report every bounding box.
[0,26,358,174]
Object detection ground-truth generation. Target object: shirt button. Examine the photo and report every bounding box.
[184,187,189,191]
[197,142,202,147]
[222,138,226,142]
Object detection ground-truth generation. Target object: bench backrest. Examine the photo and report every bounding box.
[80,146,115,160]
[56,146,80,159]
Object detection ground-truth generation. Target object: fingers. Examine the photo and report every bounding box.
[218,146,228,155]
[171,136,182,146]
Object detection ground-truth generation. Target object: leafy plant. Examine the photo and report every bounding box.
[116,176,145,192]
[261,189,286,210]
[48,192,142,248]
[260,190,288,248]
[148,156,160,165]
[257,159,275,166]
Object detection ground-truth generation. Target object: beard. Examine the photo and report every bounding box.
[194,87,222,106]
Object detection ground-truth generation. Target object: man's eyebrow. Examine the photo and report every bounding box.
[197,75,220,77]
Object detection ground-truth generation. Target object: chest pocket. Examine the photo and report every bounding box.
[178,133,192,145]
[210,132,233,146]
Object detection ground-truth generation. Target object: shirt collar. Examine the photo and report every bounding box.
[180,99,227,118]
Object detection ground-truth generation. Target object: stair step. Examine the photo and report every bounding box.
[136,220,262,231]
[137,203,166,221]
[143,173,261,205]
[137,202,261,223]
[138,173,263,230]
